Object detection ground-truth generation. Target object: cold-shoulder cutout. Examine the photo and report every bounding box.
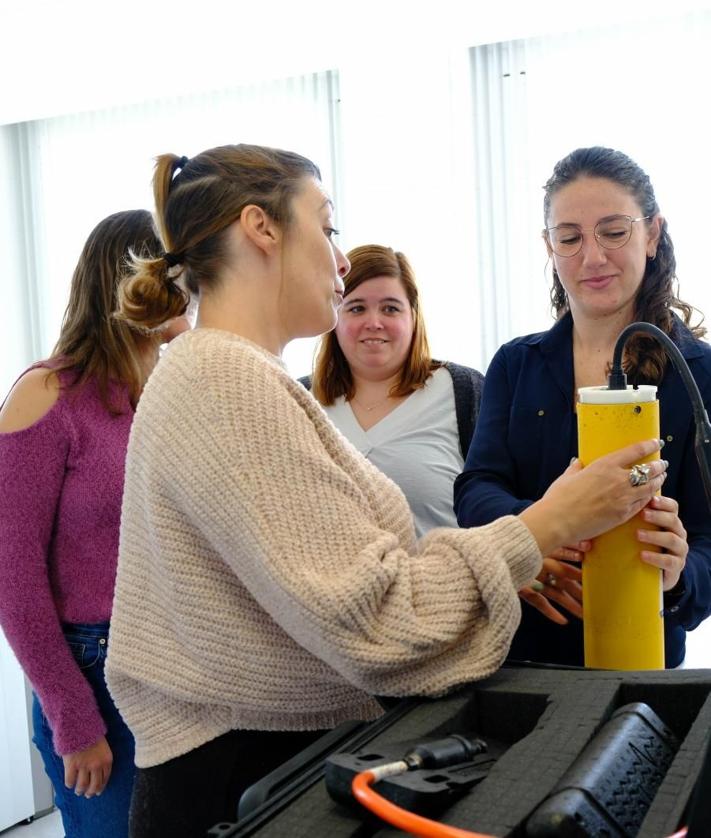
[0,368,61,433]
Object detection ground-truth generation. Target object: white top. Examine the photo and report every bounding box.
[323,367,463,536]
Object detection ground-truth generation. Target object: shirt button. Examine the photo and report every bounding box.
[537,410,545,417]
[99,638,106,646]
[666,435,674,442]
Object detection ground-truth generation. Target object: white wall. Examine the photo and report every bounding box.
[0,634,35,830]
[2,0,710,125]
[3,0,711,383]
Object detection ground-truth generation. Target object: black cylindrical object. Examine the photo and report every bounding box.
[525,702,679,837]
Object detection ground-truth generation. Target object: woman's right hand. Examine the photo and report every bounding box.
[62,736,113,798]
[520,439,666,559]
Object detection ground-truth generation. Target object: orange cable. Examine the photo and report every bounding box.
[352,769,496,838]
[353,767,688,838]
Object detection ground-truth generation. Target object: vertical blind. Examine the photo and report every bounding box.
[469,10,711,362]
[0,70,341,396]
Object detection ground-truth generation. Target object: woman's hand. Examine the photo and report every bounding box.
[637,495,688,591]
[62,736,113,798]
[520,439,667,558]
[519,548,587,624]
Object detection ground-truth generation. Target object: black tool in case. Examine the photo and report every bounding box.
[208,665,711,837]
[524,702,679,836]
[325,732,495,815]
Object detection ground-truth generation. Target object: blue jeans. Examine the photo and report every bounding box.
[32,623,135,838]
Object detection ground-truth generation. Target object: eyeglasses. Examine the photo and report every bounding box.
[543,214,651,258]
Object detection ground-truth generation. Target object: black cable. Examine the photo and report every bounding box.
[403,735,488,770]
[608,322,711,511]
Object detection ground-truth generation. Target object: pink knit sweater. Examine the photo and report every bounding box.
[0,369,133,754]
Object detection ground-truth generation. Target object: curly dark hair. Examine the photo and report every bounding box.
[544,146,705,384]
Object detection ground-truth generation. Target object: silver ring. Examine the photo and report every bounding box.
[545,572,557,587]
[629,463,652,487]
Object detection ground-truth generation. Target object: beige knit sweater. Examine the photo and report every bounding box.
[106,328,542,767]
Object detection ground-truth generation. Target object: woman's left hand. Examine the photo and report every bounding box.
[519,551,586,625]
[637,495,688,591]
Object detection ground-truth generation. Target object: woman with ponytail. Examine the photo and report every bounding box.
[455,146,711,669]
[106,144,668,837]
[0,211,187,837]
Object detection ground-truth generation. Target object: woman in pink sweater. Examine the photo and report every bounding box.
[0,211,184,837]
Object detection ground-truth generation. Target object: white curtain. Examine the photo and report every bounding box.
[470,38,540,363]
[470,10,711,364]
[0,70,341,396]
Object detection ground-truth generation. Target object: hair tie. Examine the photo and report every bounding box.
[169,156,189,183]
[163,251,184,268]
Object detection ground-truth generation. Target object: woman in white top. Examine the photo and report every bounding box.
[303,244,483,536]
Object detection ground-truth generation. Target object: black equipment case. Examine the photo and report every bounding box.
[208,665,711,837]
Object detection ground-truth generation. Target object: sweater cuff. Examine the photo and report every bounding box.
[53,713,107,757]
[475,515,543,590]
[41,677,108,756]
[662,569,689,616]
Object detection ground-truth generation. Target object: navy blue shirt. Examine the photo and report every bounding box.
[454,312,711,667]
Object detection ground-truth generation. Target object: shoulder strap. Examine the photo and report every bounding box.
[444,362,484,458]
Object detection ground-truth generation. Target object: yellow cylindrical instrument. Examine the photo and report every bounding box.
[577,385,663,670]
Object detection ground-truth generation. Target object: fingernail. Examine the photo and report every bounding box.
[659,439,665,449]
[531,580,545,592]
[663,459,669,468]
[569,457,577,465]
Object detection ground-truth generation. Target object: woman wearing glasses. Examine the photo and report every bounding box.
[455,146,711,668]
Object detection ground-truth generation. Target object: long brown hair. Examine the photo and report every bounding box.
[50,209,162,410]
[312,244,438,405]
[544,146,705,384]
[117,145,321,330]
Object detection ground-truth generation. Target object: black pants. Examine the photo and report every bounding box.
[129,728,326,838]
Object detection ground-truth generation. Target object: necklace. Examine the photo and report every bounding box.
[350,394,391,412]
